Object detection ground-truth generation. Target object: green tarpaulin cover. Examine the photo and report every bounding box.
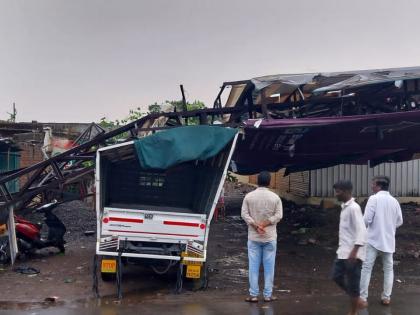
[134,125,237,170]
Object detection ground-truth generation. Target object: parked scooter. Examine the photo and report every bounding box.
[0,200,66,264]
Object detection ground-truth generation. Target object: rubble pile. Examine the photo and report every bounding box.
[25,200,96,243]
[54,201,96,242]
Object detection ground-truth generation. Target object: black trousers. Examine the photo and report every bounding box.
[332,258,362,297]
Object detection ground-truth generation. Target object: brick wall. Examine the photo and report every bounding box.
[248,170,310,198]
[18,142,44,188]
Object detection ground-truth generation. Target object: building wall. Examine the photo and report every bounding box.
[18,142,44,188]
[248,170,310,198]
[245,159,420,200]
[310,159,420,197]
[0,151,20,193]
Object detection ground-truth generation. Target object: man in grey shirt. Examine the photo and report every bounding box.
[241,171,283,302]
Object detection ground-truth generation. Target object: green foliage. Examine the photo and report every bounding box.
[98,100,207,140]
[99,107,145,130]
[226,171,238,183]
[147,100,206,125]
[98,107,144,142]
[148,102,161,114]
[147,100,205,113]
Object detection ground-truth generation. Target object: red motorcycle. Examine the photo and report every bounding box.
[0,200,66,264]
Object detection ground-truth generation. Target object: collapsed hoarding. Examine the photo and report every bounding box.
[214,66,420,174]
[233,110,420,175]
[216,66,420,120]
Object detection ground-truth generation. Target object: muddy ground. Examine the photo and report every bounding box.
[1,186,420,313]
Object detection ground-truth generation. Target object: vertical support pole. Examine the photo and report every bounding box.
[92,254,100,298]
[7,205,18,265]
[180,85,187,111]
[261,88,269,119]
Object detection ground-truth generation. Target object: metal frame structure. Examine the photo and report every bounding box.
[0,106,244,219]
[3,67,420,218]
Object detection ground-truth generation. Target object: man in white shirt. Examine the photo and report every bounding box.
[332,180,367,315]
[241,171,283,303]
[360,176,403,307]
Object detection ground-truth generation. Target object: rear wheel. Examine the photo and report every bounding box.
[185,263,208,291]
[101,272,116,282]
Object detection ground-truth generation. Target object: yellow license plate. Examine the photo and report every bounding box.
[181,251,203,266]
[182,259,203,266]
[101,259,117,273]
[186,265,201,279]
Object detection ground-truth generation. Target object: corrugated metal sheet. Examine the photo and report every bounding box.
[310,160,420,197]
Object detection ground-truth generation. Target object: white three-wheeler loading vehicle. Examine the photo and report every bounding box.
[94,125,238,296]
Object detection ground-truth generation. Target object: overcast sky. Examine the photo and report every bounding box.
[1,0,419,123]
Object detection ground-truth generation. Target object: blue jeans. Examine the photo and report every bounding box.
[247,239,277,298]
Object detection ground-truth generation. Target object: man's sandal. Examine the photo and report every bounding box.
[381,299,391,306]
[264,296,278,302]
[245,296,259,303]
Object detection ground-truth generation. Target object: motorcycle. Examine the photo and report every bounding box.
[0,200,66,264]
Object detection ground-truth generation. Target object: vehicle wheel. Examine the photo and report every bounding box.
[101,271,116,282]
[186,263,208,291]
[0,237,10,264]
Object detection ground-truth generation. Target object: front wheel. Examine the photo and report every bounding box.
[0,237,10,264]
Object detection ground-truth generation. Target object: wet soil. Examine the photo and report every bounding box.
[1,192,420,314]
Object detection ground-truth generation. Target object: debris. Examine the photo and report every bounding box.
[84,230,95,236]
[13,266,40,275]
[308,238,317,245]
[297,239,308,246]
[276,289,291,293]
[320,200,336,209]
[64,278,74,283]
[396,279,403,283]
[44,296,59,303]
[291,228,307,235]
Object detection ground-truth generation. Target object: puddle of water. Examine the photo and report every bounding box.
[0,293,419,315]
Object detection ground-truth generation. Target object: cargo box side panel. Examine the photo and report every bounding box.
[101,208,207,242]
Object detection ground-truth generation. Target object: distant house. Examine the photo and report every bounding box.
[0,138,20,193]
[0,121,91,189]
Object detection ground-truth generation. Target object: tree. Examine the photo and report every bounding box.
[99,99,207,137]
[148,102,161,114]
[147,100,206,124]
